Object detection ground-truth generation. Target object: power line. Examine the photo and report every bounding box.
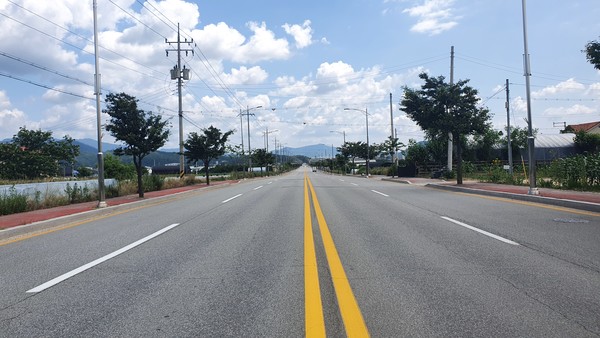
[0,72,93,100]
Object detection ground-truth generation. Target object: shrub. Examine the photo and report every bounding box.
[0,186,28,216]
[64,183,94,204]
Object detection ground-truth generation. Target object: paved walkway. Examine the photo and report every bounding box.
[1,177,599,233]
[0,181,234,230]
[383,177,600,213]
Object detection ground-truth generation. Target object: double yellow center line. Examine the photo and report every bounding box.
[304,174,369,337]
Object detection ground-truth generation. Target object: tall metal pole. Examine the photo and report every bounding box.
[365,107,370,177]
[506,79,514,175]
[247,105,252,170]
[93,0,106,208]
[521,0,538,195]
[176,24,184,178]
[389,93,395,164]
[447,45,454,172]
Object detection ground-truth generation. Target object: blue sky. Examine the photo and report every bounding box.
[1,0,599,151]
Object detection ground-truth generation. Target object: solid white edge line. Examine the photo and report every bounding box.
[27,223,181,293]
[441,216,519,245]
[253,186,263,190]
[371,190,389,197]
[222,194,243,203]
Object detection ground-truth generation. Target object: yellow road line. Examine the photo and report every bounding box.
[307,176,370,338]
[304,175,326,337]
[448,191,600,217]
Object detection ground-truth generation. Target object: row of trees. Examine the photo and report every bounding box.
[0,127,80,180]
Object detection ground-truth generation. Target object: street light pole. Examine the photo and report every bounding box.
[344,107,370,177]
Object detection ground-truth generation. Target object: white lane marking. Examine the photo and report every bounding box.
[268,181,273,185]
[222,194,243,203]
[371,190,389,197]
[254,186,264,190]
[351,183,359,186]
[339,179,345,182]
[441,216,519,246]
[27,223,181,293]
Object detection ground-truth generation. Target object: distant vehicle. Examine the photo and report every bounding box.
[312,167,317,172]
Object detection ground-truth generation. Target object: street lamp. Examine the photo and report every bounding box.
[344,107,370,177]
[246,105,262,171]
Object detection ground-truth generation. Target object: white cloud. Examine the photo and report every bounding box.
[221,66,268,85]
[282,20,314,49]
[532,78,586,98]
[543,104,596,117]
[0,91,27,138]
[402,0,459,35]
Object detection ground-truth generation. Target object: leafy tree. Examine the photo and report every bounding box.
[583,37,600,70]
[103,153,135,181]
[251,148,275,174]
[499,125,537,161]
[468,127,502,162]
[184,125,234,185]
[0,127,79,179]
[104,93,170,197]
[574,130,600,154]
[401,73,492,184]
[381,136,404,162]
[404,139,430,167]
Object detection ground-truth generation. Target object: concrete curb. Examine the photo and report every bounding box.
[0,182,233,243]
[425,183,600,213]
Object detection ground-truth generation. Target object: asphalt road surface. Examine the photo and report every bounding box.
[1,167,599,337]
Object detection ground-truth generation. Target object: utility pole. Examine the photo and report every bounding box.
[390,92,396,165]
[240,105,262,171]
[505,79,513,175]
[166,23,194,178]
[447,45,454,172]
[93,0,106,208]
[521,0,538,195]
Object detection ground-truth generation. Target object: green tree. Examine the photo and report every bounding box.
[104,93,170,197]
[401,73,492,184]
[103,153,135,181]
[499,125,537,161]
[469,127,502,162]
[574,130,600,154]
[251,148,275,174]
[184,125,234,185]
[583,37,600,70]
[404,139,430,167]
[2,127,79,179]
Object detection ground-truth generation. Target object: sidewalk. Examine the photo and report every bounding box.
[382,177,600,213]
[0,181,235,232]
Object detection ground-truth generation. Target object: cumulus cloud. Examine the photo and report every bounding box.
[532,78,586,98]
[402,0,459,35]
[282,20,314,49]
[0,91,27,138]
[221,66,268,85]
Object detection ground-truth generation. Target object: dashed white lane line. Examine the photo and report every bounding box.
[254,186,264,190]
[222,194,243,203]
[371,190,389,197]
[441,216,519,245]
[27,223,181,293]
[351,183,359,186]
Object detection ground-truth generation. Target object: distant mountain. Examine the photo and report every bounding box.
[284,144,338,158]
[75,138,121,152]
